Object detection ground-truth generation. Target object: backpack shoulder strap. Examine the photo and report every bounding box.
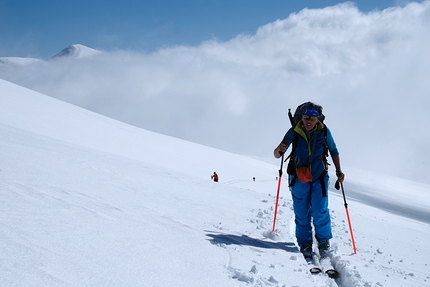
[321,124,329,158]
[286,130,299,160]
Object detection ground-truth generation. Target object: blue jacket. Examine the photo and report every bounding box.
[281,122,339,180]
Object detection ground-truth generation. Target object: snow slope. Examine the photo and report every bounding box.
[0,78,429,286]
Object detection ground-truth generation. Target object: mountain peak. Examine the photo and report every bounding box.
[47,44,101,60]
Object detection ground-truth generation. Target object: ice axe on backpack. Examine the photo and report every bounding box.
[288,108,295,127]
[335,180,357,254]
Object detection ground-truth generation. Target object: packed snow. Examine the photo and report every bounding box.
[1,78,429,286]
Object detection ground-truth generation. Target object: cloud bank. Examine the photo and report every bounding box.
[1,1,430,184]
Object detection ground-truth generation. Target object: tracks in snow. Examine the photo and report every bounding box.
[206,191,371,286]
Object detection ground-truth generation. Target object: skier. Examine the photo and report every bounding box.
[211,172,219,182]
[273,102,345,259]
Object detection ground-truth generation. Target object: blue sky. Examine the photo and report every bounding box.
[0,0,406,58]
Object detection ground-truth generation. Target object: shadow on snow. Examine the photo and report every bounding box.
[205,232,299,253]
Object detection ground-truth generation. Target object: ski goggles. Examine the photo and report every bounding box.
[302,115,318,121]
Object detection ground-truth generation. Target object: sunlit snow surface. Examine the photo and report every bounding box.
[1,78,429,286]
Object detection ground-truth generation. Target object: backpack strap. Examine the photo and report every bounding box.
[319,125,329,197]
[322,124,328,158]
[308,128,319,171]
[321,124,330,169]
[287,131,299,187]
[319,170,328,197]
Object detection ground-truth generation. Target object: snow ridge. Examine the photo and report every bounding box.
[46,44,101,60]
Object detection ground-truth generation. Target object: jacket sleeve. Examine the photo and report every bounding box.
[281,127,295,146]
[325,127,340,157]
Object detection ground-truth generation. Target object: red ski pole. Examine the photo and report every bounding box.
[338,181,357,254]
[272,154,284,232]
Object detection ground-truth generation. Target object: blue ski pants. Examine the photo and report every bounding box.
[290,173,332,246]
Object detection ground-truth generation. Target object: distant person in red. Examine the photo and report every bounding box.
[211,172,219,182]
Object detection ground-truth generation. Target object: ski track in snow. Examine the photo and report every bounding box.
[206,185,428,287]
[206,191,366,287]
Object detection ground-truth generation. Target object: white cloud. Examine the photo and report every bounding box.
[1,1,430,183]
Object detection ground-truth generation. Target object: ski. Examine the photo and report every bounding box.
[325,269,339,279]
[303,251,339,278]
[319,254,339,279]
[301,245,339,278]
[305,252,322,275]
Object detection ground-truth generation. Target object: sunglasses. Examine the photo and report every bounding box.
[302,115,318,121]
